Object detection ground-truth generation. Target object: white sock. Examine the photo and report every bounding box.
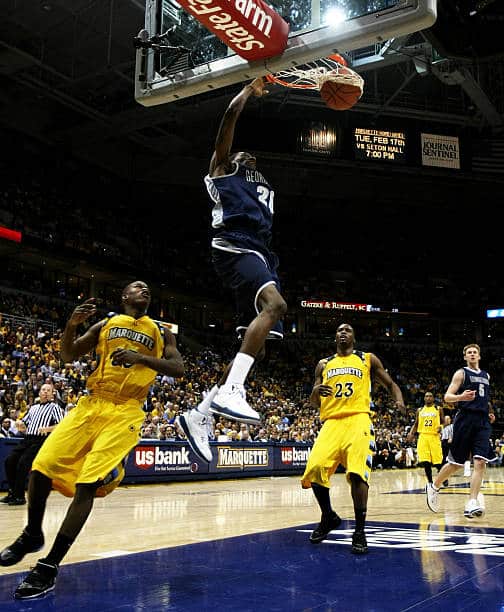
[196,385,219,416]
[225,353,255,387]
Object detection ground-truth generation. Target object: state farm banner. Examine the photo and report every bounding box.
[177,0,289,61]
[421,133,460,169]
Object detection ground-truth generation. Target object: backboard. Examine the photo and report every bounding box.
[135,0,437,107]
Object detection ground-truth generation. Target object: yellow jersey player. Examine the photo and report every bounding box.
[407,392,444,485]
[0,280,184,599]
[301,322,405,554]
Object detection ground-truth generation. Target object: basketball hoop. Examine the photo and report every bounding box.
[266,54,364,111]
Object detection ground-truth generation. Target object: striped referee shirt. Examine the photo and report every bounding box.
[441,424,453,441]
[22,401,64,436]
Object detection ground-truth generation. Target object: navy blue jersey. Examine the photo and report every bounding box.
[205,161,274,252]
[457,367,490,414]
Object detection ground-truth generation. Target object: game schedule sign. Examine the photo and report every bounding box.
[354,128,406,162]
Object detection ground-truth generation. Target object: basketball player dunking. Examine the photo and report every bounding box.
[177,77,287,462]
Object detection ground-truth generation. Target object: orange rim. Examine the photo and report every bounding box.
[265,73,318,89]
[327,53,348,67]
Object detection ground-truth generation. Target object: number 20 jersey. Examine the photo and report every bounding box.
[205,161,274,253]
[319,351,372,421]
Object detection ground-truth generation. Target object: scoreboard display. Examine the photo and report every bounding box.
[353,128,406,162]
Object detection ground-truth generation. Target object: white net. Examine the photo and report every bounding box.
[267,57,364,94]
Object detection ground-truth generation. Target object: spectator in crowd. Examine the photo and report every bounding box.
[0,281,184,599]
[160,425,180,441]
[235,424,249,441]
[440,414,453,466]
[374,447,395,470]
[426,344,496,519]
[394,444,416,468]
[214,428,229,442]
[301,323,405,555]
[141,423,158,439]
[407,392,444,485]
[176,77,287,463]
[493,438,503,466]
[1,417,16,438]
[1,384,63,506]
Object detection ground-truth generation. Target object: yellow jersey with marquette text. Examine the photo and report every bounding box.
[86,314,163,404]
[319,351,372,421]
[417,405,441,435]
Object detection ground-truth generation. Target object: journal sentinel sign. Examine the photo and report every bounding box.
[421,133,460,169]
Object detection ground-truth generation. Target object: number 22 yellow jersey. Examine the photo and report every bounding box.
[417,405,441,435]
[319,351,372,421]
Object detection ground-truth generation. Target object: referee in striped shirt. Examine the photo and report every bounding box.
[1,384,64,506]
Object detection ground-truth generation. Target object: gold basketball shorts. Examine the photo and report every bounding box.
[32,394,144,498]
[417,434,443,465]
[301,412,375,489]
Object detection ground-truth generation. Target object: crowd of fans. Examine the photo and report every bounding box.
[1,287,503,471]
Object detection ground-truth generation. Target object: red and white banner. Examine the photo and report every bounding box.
[178,0,289,61]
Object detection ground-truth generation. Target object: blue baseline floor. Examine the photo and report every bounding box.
[1,520,504,612]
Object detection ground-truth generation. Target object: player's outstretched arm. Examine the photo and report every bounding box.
[210,78,267,175]
[60,298,103,362]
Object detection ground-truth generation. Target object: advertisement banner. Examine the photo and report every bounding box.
[1,439,314,489]
[421,133,460,169]
[274,445,311,471]
[126,442,209,479]
[176,0,289,61]
[301,300,370,311]
[211,444,273,472]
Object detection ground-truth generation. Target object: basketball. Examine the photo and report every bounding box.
[320,79,362,111]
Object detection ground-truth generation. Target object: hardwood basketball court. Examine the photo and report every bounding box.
[1,467,503,610]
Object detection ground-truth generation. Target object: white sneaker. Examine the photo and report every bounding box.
[464,497,484,518]
[426,483,440,513]
[175,409,212,462]
[476,492,486,516]
[210,384,261,424]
